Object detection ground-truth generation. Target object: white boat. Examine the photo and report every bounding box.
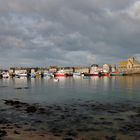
[44,73,54,78]
[16,73,27,78]
[2,72,10,78]
[53,78,59,82]
[73,72,81,77]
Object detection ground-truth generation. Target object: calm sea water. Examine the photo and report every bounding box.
[0,76,140,105]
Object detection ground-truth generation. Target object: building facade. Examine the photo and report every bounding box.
[74,67,90,73]
[102,64,111,73]
[90,64,99,73]
[119,57,140,74]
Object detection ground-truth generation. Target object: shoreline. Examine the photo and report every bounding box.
[0,99,140,140]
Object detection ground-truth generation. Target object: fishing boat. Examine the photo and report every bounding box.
[54,70,66,77]
[110,72,127,76]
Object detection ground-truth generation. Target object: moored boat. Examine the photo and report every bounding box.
[54,70,66,77]
[73,72,81,77]
[16,73,27,78]
[2,72,10,78]
[53,78,59,82]
[110,72,127,76]
[43,72,54,78]
[101,72,110,76]
[91,71,102,76]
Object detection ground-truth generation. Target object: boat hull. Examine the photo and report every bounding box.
[54,73,66,77]
[110,72,127,76]
[16,74,27,78]
[73,72,81,77]
[102,73,110,76]
[2,75,10,78]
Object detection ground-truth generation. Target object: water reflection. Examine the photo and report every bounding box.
[0,76,140,104]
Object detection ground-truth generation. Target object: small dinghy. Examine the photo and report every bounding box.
[53,78,59,82]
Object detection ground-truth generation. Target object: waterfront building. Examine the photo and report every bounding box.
[31,69,36,74]
[90,64,99,73]
[127,57,140,69]
[74,67,90,74]
[10,68,25,74]
[15,68,27,75]
[119,57,140,69]
[9,69,14,74]
[43,69,49,74]
[60,67,73,74]
[102,64,111,73]
[48,66,57,73]
[111,65,117,72]
[119,61,128,70]
[119,57,140,74]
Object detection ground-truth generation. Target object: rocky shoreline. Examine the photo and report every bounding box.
[0,99,140,140]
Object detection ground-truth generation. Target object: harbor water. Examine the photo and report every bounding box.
[0,75,140,105]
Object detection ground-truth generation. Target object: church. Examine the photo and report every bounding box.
[119,57,140,73]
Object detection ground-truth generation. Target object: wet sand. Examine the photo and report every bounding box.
[0,99,140,140]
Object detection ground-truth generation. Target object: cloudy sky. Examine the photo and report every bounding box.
[0,0,140,68]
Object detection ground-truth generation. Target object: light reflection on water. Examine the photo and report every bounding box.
[0,76,140,105]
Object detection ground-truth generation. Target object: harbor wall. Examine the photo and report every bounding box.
[118,68,140,74]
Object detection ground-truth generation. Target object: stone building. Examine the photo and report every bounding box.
[119,57,140,74]
[127,57,140,69]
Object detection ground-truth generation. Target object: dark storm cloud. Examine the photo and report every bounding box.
[0,0,140,68]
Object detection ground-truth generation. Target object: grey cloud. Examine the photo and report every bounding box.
[0,0,140,68]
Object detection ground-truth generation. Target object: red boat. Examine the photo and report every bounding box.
[102,73,110,76]
[54,70,66,77]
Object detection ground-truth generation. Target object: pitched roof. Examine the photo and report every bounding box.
[119,61,128,66]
